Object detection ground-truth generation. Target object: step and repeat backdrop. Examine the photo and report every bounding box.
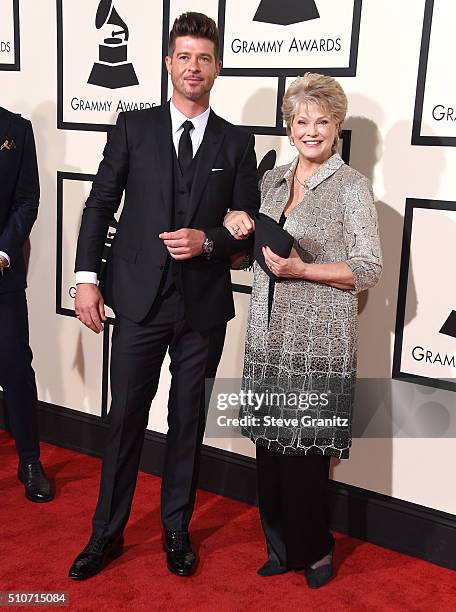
[0,0,19,70]
[1,0,455,514]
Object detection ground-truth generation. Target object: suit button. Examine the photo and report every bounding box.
[179,188,186,195]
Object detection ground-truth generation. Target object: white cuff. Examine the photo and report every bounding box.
[75,271,98,284]
[0,251,10,266]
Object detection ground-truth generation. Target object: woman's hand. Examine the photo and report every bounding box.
[223,210,255,240]
[262,246,305,278]
[264,246,356,289]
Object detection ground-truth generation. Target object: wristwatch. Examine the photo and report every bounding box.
[202,236,214,260]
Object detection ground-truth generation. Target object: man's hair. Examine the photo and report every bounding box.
[168,12,220,59]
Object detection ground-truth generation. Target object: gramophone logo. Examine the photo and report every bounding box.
[440,311,456,338]
[219,0,361,77]
[253,0,320,26]
[58,0,162,130]
[392,200,456,391]
[413,0,456,146]
[88,0,138,89]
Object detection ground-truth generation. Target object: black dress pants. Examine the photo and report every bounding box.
[256,443,334,569]
[0,290,40,465]
[92,287,226,538]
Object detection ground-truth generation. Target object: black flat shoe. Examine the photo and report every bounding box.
[18,461,54,503]
[257,560,289,577]
[163,530,197,577]
[68,533,124,581]
[304,554,334,589]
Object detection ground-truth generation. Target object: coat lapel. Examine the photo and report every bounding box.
[185,110,225,226]
[0,108,13,155]
[152,103,173,226]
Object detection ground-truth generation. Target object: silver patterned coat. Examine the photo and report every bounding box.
[240,153,382,458]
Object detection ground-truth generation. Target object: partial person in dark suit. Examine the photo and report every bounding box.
[69,12,259,580]
[0,107,53,503]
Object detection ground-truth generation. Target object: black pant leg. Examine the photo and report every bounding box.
[0,290,39,464]
[279,453,334,569]
[92,294,176,539]
[160,320,226,531]
[255,443,287,566]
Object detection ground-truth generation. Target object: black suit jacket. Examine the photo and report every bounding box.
[0,108,40,294]
[75,103,260,331]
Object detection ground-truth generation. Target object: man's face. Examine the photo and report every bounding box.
[165,36,222,104]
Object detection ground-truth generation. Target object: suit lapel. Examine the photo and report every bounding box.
[152,103,173,226]
[0,108,13,154]
[185,110,225,227]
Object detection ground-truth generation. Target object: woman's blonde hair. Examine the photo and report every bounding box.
[281,72,348,153]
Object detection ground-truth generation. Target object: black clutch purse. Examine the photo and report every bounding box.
[253,213,294,280]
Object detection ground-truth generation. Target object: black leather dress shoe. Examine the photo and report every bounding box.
[257,559,289,577]
[68,533,124,581]
[18,462,54,503]
[163,530,197,577]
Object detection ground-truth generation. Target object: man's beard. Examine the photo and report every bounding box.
[173,75,213,101]
[183,83,210,101]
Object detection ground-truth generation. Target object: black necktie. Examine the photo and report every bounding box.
[178,120,194,175]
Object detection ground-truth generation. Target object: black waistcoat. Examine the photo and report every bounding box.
[159,147,199,295]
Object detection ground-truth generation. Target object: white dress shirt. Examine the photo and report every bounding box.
[76,101,211,285]
[169,100,210,158]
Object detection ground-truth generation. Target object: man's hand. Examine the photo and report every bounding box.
[262,246,306,279]
[75,283,106,334]
[0,256,7,275]
[223,211,255,240]
[159,228,205,260]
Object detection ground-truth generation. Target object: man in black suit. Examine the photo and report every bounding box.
[0,108,53,503]
[69,12,259,580]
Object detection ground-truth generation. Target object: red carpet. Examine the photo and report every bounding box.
[1,430,455,611]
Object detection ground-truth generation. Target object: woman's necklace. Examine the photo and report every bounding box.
[294,166,318,188]
[294,172,307,189]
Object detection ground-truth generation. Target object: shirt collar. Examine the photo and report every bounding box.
[169,100,211,135]
[277,152,345,190]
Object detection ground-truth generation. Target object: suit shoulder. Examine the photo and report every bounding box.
[121,104,166,124]
[213,114,252,142]
[0,107,32,130]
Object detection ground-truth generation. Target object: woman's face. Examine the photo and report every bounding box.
[290,102,338,165]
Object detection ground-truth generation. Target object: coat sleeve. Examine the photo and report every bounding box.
[74,112,129,273]
[0,120,40,265]
[342,176,383,293]
[205,134,260,259]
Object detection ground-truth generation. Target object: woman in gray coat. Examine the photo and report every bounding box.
[225,73,382,587]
